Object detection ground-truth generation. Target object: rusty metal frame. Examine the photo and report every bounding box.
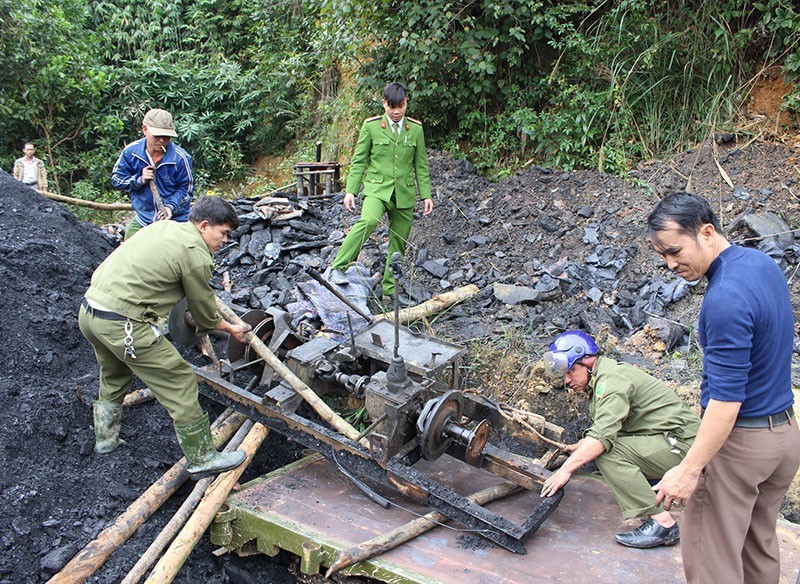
[194,364,563,553]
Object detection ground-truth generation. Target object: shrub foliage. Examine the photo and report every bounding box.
[1,0,798,198]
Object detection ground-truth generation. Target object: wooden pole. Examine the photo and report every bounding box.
[148,179,167,220]
[144,422,270,584]
[326,481,520,577]
[37,189,133,211]
[374,284,480,324]
[123,477,213,584]
[46,410,246,584]
[123,388,154,407]
[121,419,256,584]
[214,296,367,447]
[198,335,218,363]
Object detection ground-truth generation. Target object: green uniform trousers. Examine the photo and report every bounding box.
[124,219,144,240]
[331,194,414,296]
[595,433,694,519]
[78,306,203,425]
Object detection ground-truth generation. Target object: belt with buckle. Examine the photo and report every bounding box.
[81,298,128,321]
[734,406,794,429]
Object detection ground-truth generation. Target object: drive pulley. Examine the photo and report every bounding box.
[416,391,490,463]
[227,309,301,374]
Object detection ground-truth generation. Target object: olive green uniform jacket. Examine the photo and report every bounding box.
[333,114,432,295]
[585,356,701,518]
[79,220,221,425]
[86,220,220,332]
[345,114,432,208]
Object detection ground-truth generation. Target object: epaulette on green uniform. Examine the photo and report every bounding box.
[407,116,423,125]
[365,115,382,123]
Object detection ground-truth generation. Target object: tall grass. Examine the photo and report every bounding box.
[596,3,740,164]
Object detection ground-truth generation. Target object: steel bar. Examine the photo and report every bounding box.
[306,267,373,321]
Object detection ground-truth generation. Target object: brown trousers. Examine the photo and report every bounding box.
[682,420,800,583]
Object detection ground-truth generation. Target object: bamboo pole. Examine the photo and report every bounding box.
[214,296,367,447]
[37,189,133,211]
[46,410,246,584]
[326,481,520,577]
[144,422,270,584]
[374,284,480,324]
[121,419,256,584]
[123,388,154,407]
[198,335,218,363]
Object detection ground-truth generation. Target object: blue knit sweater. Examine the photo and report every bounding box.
[699,245,794,417]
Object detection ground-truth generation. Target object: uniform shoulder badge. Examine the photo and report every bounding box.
[365,115,382,123]
[595,381,606,398]
[407,116,423,126]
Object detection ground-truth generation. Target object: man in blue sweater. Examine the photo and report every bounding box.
[112,108,194,239]
[647,192,800,583]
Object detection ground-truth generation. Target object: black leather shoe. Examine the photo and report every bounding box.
[615,519,680,548]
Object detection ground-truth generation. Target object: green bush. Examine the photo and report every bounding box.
[3,0,800,197]
[329,0,800,174]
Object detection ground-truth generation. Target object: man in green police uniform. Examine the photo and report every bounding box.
[78,196,251,479]
[329,82,433,301]
[540,330,700,548]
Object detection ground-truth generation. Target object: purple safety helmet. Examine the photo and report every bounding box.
[543,330,599,378]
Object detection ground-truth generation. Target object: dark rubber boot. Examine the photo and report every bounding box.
[175,413,246,480]
[93,399,125,454]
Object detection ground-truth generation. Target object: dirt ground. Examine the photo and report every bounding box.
[2,135,800,583]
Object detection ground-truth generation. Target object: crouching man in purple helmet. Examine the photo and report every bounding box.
[540,330,701,548]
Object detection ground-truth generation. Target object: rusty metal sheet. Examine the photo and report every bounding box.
[353,319,464,377]
[222,455,800,583]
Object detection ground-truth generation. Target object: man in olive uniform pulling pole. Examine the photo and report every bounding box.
[329,82,433,301]
[540,330,701,548]
[78,196,251,479]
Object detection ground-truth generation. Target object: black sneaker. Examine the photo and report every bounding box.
[614,518,680,548]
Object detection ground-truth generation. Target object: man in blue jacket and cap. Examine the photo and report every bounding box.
[112,108,194,239]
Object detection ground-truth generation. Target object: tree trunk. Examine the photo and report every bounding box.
[38,189,133,210]
[374,284,480,324]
